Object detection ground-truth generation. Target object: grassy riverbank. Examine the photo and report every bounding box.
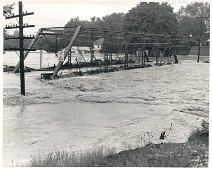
[27,120,208,167]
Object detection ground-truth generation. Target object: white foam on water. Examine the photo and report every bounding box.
[3,53,209,166]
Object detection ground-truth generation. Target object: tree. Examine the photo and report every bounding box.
[89,13,125,53]
[65,13,124,31]
[3,3,15,16]
[3,3,15,51]
[178,2,210,18]
[3,3,15,36]
[123,2,178,35]
[177,2,210,39]
[100,13,125,31]
[64,17,92,28]
[58,13,125,53]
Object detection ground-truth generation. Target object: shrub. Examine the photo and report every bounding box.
[188,120,209,143]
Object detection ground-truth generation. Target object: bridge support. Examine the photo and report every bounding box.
[13,28,42,73]
[51,26,81,79]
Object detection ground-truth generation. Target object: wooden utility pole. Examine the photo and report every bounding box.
[195,16,209,62]
[171,37,178,64]
[142,38,145,67]
[19,1,25,95]
[40,50,43,69]
[124,44,128,69]
[156,36,159,66]
[68,51,72,67]
[124,33,129,69]
[4,1,35,95]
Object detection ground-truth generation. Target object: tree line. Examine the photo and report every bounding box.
[4,2,210,53]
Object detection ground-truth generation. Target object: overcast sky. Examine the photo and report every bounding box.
[2,0,209,35]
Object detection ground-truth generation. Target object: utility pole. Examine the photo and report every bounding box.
[156,36,159,66]
[19,1,25,95]
[171,36,178,64]
[4,1,35,95]
[109,33,113,64]
[142,38,145,67]
[195,16,209,62]
[124,33,129,69]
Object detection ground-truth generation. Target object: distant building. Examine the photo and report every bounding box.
[93,38,104,51]
[70,38,104,62]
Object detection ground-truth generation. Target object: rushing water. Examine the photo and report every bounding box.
[3,102,159,166]
[3,51,58,69]
[3,52,146,166]
[3,51,209,166]
[3,50,105,69]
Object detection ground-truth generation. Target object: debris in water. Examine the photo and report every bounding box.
[160,131,166,140]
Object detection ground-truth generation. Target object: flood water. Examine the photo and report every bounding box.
[4,102,163,166]
[3,50,105,69]
[3,51,209,166]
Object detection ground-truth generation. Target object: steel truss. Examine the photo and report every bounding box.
[12,26,197,78]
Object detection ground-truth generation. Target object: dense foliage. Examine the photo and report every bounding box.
[3,3,14,16]
[3,2,210,53]
[123,2,178,35]
[177,2,210,39]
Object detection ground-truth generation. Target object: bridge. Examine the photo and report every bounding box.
[11,26,197,79]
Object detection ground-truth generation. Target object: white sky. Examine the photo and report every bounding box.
[2,0,210,35]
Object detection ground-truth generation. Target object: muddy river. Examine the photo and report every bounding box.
[3,52,209,166]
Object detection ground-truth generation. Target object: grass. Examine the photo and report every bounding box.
[27,146,116,167]
[98,138,208,167]
[26,120,209,167]
[96,120,209,167]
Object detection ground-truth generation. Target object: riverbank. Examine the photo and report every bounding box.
[27,120,209,167]
[96,120,209,167]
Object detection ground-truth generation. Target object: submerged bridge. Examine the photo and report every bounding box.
[9,26,196,79]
